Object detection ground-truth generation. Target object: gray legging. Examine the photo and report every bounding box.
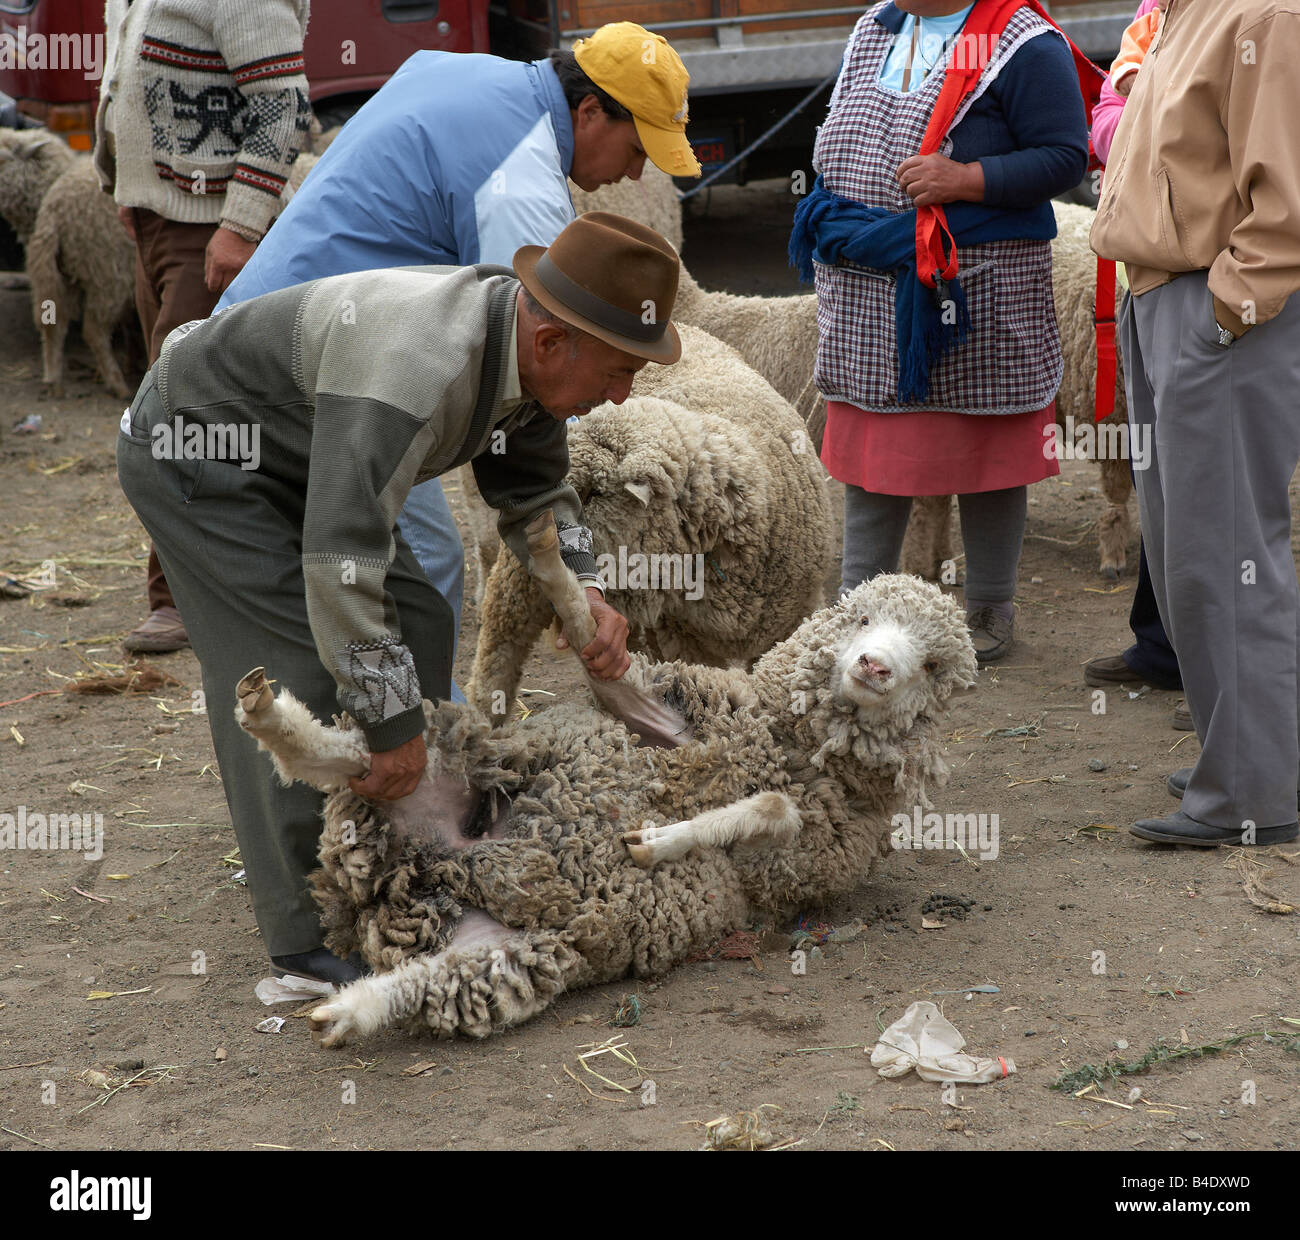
[841,484,1027,603]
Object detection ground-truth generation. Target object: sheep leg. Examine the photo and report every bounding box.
[1096,450,1133,579]
[309,909,568,1045]
[622,791,801,867]
[467,547,553,723]
[39,312,69,399]
[82,299,131,399]
[525,510,692,747]
[900,495,954,581]
[234,666,370,790]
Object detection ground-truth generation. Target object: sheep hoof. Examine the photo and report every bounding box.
[308,1001,353,1048]
[624,838,655,868]
[236,666,274,717]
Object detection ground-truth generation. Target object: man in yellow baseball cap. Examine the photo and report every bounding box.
[553,22,702,185]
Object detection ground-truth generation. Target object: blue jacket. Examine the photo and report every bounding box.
[873,2,1087,223]
[218,52,576,307]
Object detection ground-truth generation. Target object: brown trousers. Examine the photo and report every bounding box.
[130,209,221,612]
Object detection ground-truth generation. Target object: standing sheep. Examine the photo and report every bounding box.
[0,131,134,397]
[25,159,136,399]
[899,200,1132,582]
[466,323,831,720]
[450,177,826,601]
[234,561,978,1045]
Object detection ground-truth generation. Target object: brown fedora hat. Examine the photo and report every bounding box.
[514,211,681,363]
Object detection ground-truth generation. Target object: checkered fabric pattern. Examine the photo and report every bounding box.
[812,3,1064,415]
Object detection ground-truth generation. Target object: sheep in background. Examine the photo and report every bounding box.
[449,175,826,604]
[574,165,824,431]
[570,163,683,257]
[467,323,831,721]
[232,567,977,1044]
[0,129,76,245]
[899,201,1133,583]
[674,263,822,429]
[26,158,136,398]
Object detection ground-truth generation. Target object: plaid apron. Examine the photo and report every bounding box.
[812,3,1064,415]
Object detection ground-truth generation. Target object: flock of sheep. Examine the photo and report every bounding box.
[1,127,1134,1044]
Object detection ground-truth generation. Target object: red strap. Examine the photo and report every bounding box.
[915,0,1107,289]
[1095,249,1118,422]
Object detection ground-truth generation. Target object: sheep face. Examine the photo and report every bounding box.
[831,577,977,725]
[756,573,977,747]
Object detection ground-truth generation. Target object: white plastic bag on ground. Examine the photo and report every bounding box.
[254,974,336,1005]
[871,1001,1015,1084]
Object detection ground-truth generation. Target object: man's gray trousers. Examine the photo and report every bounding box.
[117,373,453,956]
[1122,270,1300,831]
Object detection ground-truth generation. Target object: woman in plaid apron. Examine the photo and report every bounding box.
[807,0,1089,661]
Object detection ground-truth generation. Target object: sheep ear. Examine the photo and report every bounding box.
[22,137,59,158]
[624,481,652,507]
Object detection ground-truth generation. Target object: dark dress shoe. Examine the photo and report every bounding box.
[1130,809,1299,848]
[271,949,369,985]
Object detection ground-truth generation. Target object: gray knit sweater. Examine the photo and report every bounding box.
[154,264,594,749]
[94,0,312,238]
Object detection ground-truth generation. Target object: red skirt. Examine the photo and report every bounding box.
[820,400,1060,496]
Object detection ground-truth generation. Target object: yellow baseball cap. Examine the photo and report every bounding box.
[573,23,702,178]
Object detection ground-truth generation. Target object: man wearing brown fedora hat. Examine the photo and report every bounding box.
[116,212,682,984]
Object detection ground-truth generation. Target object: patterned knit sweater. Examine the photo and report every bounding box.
[93,0,312,238]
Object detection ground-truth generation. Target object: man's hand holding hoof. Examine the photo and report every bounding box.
[350,732,427,801]
[557,587,631,680]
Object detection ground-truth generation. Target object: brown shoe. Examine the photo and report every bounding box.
[967,607,1014,663]
[1172,699,1193,731]
[1083,653,1147,687]
[123,605,189,654]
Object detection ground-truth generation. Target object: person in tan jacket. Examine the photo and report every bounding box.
[1091,0,1300,848]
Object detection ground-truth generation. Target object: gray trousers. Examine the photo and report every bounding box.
[116,372,453,955]
[1122,270,1300,830]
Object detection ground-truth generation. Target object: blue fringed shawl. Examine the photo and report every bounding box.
[789,177,1056,403]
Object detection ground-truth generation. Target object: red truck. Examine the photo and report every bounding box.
[2,0,1134,163]
[0,0,1130,259]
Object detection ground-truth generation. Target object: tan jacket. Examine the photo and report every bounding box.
[1090,0,1300,334]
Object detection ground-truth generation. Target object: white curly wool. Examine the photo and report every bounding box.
[237,574,978,1045]
[467,324,831,718]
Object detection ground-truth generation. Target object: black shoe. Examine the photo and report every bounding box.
[1130,809,1299,848]
[271,949,368,985]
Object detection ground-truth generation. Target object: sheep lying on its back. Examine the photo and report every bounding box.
[467,324,831,720]
[235,573,978,1044]
[900,200,1133,582]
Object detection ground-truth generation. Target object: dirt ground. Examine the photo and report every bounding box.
[1,183,1298,1154]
